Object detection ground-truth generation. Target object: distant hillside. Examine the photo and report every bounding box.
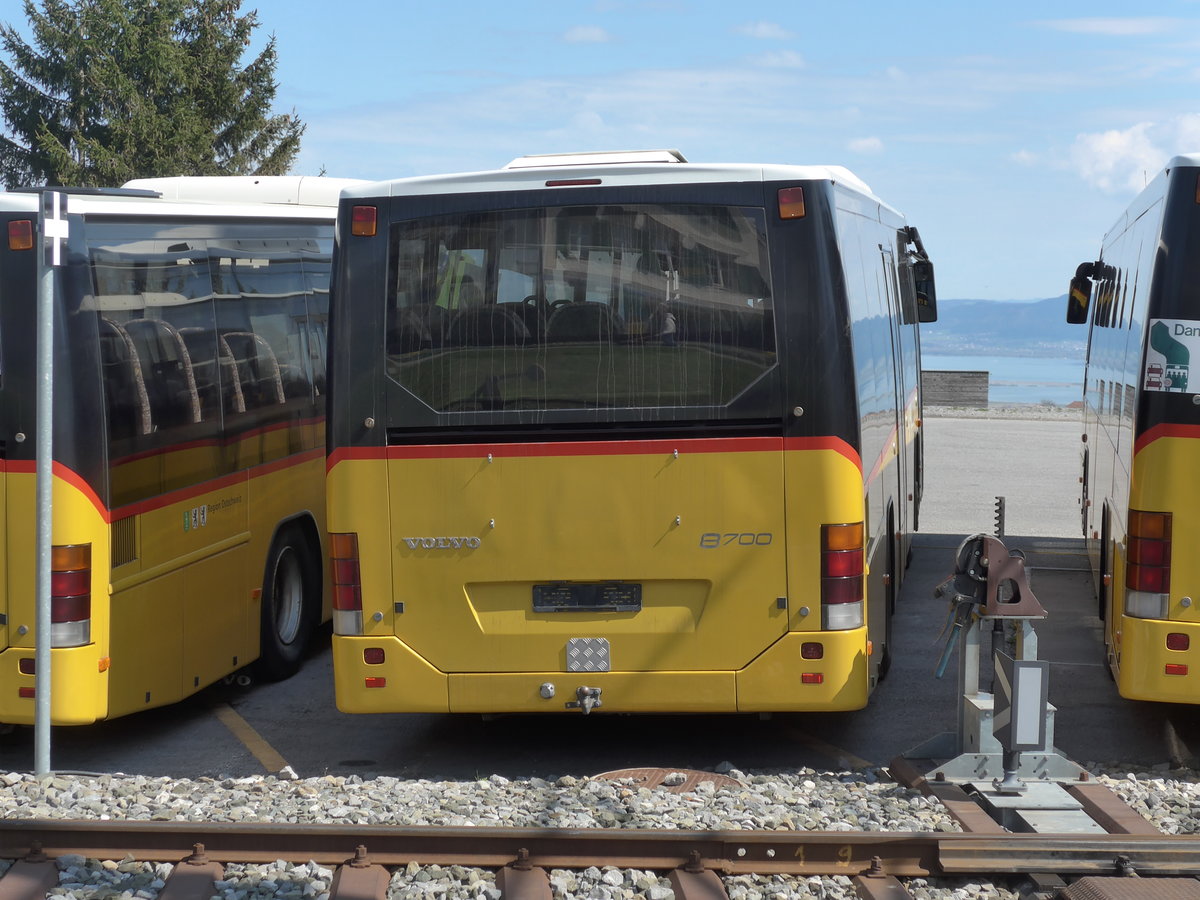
[921,296,1085,357]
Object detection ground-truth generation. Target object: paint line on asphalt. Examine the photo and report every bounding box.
[211,702,290,774]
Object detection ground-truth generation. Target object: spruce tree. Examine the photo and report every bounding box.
[0,0,304,187]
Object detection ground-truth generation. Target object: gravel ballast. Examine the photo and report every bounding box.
[7,762,1197,899]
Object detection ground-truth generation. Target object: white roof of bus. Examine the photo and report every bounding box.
[123,175,364,207]
[342,151,881,203]
[0,175,362,218]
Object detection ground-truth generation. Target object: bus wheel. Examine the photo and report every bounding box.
[256,526,317,681]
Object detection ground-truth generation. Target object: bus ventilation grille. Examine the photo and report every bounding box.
[111,516,137,568]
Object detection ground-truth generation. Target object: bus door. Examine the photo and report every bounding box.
[879,246,908,533]
[876,244,906,660]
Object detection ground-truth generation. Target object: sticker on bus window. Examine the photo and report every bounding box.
[1146,319,1199,392]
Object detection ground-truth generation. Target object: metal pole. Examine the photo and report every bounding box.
[33,190,66,777]
[34,249,54,776]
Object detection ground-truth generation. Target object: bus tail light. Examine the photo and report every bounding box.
[821,523,864,630]
[330,532,364,635]
[8,220,33,251]
[51,544,91,647]
[1126,510,1171,619]
[351,206,377,237]
[778,187,806,220]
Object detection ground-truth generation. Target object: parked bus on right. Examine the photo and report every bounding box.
[1068,153,1200,703]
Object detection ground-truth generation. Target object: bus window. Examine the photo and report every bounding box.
[384,204,776,414]
[88,238,219,502]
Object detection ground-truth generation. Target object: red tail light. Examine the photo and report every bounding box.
[1126,510,1171,606]
[51,544,90,647]
[821,523,864,630]
[351,206,377,237]
[821,523,863,604]
[330,533,362,611]
[330,532,364,635]
[778,187,806,220]
[8,219,33,251]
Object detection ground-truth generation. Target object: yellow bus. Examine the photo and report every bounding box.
[1067,153,1200,703]
[327,150,936,715]
[0,175,360,725]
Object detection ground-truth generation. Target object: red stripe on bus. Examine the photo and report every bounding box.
[328,436,863,471]
[1133,423,1200,456]
[5,448,323,523]
[110,416,324,466]
[111,447,324,520]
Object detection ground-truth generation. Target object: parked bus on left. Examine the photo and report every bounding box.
[0,176,360,724]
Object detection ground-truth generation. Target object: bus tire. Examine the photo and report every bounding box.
[256,525,318,681]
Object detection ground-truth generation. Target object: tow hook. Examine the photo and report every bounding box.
[566,686,602,714]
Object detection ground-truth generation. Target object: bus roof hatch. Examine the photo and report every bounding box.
[505,149,687,169]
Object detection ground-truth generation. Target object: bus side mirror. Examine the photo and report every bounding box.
[1066,264,1094,324]
[913,260,937,323]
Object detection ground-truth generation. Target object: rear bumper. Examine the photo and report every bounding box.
[0,646,107,725]
[333,628,869,714]
[1117,615,1200,703]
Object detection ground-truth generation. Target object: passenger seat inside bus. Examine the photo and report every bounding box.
[446,306,530,347]
[124,318,201,428]
[388,307,432,354]
[222,332,287,408]
[98,318,152,438]
[178,327,225,420]
[544,302,623,343]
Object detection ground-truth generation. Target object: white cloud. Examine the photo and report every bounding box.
[1011,149,1038,166]
[563,25,611,43]
[756,50,805,69]
[1039,17,1182,36]
[1071,121,1163,192]
[736,22,794,40]
[848,136,883,154]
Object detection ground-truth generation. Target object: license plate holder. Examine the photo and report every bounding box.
[533,582,642,613]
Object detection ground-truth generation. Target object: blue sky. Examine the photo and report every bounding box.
[15,1,1200,301]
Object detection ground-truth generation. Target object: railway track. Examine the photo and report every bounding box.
[2,783,1200,900]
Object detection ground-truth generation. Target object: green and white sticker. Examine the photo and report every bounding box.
[1147,319,1198,392]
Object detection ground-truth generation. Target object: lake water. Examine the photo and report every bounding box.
[923,353,1085,406]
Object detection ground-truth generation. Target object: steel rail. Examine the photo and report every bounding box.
[4,820,1200,878]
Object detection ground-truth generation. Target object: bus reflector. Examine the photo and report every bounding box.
[1126,510,1171,618]
[351,206,377,237]
[363,647,385,665]
[8,219,33,251]
[778,187,806,219]
[365,676,386,688]
[330,532,364,635]
[51,544,91,647]
[1167,633,1190,651]
[1165,663,1188,676]
[821,523,864,630]
[18,687,34,699]
[801,673,824,685]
